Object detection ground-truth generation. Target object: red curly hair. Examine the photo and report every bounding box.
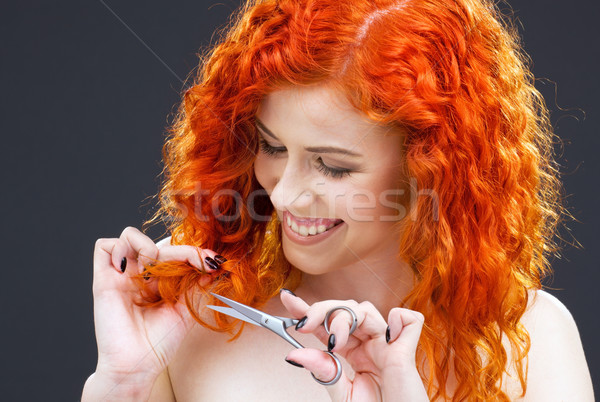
[136,0,570,400]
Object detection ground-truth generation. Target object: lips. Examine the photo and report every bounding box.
[284,211,343,237]
[282,210,346,245]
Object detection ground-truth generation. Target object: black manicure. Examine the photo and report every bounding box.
[120,257,127,273]
[327,333,336,352]
[204,256,220,271]
[143,267,150,281]
[285,358,304,368]
[280,288,296,297]
[385,326,391,344]
[214,255,227,264]
[295,316,307,330]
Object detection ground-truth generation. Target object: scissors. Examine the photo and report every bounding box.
[207,292,355,386]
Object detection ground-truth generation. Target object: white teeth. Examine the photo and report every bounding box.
[298,225,309,236]
[286,216,340,237]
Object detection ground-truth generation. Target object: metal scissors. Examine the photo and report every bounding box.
[207,292,345,385]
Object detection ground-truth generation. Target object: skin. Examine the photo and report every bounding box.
[253,83,429,399]
[83,83,594,401]
[82,84,431,401]
[82,228,225,401]
[253,84,417,315]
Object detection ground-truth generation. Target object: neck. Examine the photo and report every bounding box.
[294,247,416,317]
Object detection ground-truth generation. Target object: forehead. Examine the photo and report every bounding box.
[256,84,393,142]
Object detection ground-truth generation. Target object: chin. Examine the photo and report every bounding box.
[281,243,336,275]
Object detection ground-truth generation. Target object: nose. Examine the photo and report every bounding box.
[269,162,317,216]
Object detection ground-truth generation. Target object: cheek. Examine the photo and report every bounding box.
[341,172,407,223]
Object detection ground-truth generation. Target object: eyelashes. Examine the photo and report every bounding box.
[257,137,285,156]
[314,157,352,179]
[258,138,352,179]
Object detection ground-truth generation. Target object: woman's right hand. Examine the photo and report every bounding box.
[83,227,225,400]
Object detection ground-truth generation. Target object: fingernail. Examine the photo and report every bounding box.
[285,358,304,368]
[143,267,150,281]
[327,333,336,352]
[295,316,307,330]
[204,256,220,271]
[280,288,296,297]
[120,257,127,273]
[214,255,227,264]
[385,326,391,344]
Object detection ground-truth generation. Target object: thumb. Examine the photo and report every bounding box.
[285,348,351,401]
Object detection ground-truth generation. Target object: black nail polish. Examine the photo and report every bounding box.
[280,288,296,297]
[295,316,307,330]
[120,257,127,273]
[204,256,220,271]
[385,326,391,344]
[328,333,336,352]
[214,255,227,264]
[143,267,150,281]
[285,358,304,368]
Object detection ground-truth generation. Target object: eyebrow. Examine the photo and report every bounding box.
[254,118,363,158]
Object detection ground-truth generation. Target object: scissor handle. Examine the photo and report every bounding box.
[311,351,343,386]
[323,307,358,336]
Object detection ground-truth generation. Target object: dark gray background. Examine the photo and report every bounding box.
[1,0,597,400]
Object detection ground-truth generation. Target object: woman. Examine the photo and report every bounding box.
[82,0,594,400]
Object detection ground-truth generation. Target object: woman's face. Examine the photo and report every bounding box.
[254,84,408,275]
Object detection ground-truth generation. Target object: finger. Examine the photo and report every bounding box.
[285,348,352,401]
[329,301,388,353]
[155,236,172,249]
[93,237,162,300]
[279,291,332,343]
[293,299,388,348]
[156,245,221,273]
[279,288,310,317]
[290,300,359,341]
[93,238,124,296]
[111,227,159,277]
[94,238,120,275]
[327,313,353,353]
[387,308,425,350]
[156,235,227,273]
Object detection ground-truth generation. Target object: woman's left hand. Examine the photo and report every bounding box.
[280,291,429,402]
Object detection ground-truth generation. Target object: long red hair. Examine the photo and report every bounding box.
[136,0,571,399]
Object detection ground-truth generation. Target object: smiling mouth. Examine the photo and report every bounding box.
[285,212,344,237]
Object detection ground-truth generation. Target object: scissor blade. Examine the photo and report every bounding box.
[210,292,266,326]
[210,293,304,350]
[206,305,262,327]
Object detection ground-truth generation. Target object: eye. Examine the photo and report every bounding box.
[258,138,352,179]
[258,138,286,156]
[315,157,352,179]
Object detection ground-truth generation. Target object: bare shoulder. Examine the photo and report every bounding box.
[149,301,224,401]
[524,289,577,323]
[517,289,595,401]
